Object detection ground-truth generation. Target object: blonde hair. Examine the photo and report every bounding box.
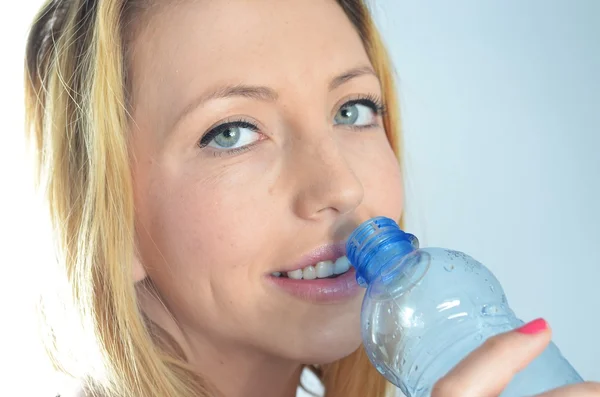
[24,0,401,396]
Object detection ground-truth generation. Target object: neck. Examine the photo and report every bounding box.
[187,332,304,397]
[137,282,304,397]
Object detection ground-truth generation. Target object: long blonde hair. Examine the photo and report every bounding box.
[24,0,402,396]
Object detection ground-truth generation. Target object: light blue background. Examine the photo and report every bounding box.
[372,0,600,381]
[1,1,598,396]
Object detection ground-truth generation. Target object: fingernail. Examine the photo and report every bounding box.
[516,318,548,334]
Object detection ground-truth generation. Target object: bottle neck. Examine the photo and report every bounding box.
[346,217,419,287]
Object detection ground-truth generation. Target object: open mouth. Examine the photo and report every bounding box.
[271,256,351,280]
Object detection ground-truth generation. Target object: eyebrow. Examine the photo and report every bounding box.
[171,65,377,132]
[329,66,377,91]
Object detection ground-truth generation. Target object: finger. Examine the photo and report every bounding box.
[535,382,600,396]
[432,318,552,397]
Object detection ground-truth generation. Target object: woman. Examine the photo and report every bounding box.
[24,0,600,396]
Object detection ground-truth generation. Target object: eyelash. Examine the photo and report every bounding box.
[197,95,386,155]
[198,118,259,154]
[342,94,387,123]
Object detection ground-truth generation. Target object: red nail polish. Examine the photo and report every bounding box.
[517,318,548,334]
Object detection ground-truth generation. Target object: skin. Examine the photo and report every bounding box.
[129,1,402,396]
[123,1,600,396]
[432,324,600,397]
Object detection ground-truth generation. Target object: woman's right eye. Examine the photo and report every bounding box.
[198,121,262,152]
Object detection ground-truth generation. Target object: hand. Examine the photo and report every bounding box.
[431,318,600,397]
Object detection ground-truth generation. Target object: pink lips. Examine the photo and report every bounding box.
[265,241,363,304]
[267,267,362,303]
[275,242,347,273]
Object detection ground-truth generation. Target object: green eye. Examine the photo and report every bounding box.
[213,126,241,148]
[335,104,360,125]
[334,101,379,127]
[199,120,261,152]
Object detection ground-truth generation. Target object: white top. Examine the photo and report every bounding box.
[296,368,325,397]
[295,367,405,397]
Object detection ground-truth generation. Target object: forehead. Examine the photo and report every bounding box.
[127,0,372,125]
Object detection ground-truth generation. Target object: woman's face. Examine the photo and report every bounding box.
[129,0,403,364]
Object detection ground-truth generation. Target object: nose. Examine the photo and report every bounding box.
[290,134,364,220]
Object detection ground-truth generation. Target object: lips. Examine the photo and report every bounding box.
[271,255,351,279]
[272,241,346,273]
[265,242,362,303]
[266,267,361,303]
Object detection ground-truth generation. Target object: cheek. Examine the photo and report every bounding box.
[135,173,270,327]
[137,161,279,296]
[146,179,252,273]
[354,134,404,220]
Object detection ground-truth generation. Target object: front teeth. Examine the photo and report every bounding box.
[316,261,334,278]
[333,256,350,275]
[303,266,317,280]
[272,256,351,279]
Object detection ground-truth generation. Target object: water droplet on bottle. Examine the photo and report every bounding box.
[401,358,406,366]
[475,333,483,341]
[481,304,500,316]
[444,263,455,272]
[489,285,495,293]
[387,307,392,314]
[376,364,385,375]
[414,365,419,372]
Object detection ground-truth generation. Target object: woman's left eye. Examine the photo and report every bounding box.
[199,121,262,151]
[334,99,383,127]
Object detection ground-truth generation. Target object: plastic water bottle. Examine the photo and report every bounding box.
[345,216,582,397]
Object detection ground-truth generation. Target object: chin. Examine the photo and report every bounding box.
[304,342,363,365]
[289,325,364,365]
[307,343,364,366]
